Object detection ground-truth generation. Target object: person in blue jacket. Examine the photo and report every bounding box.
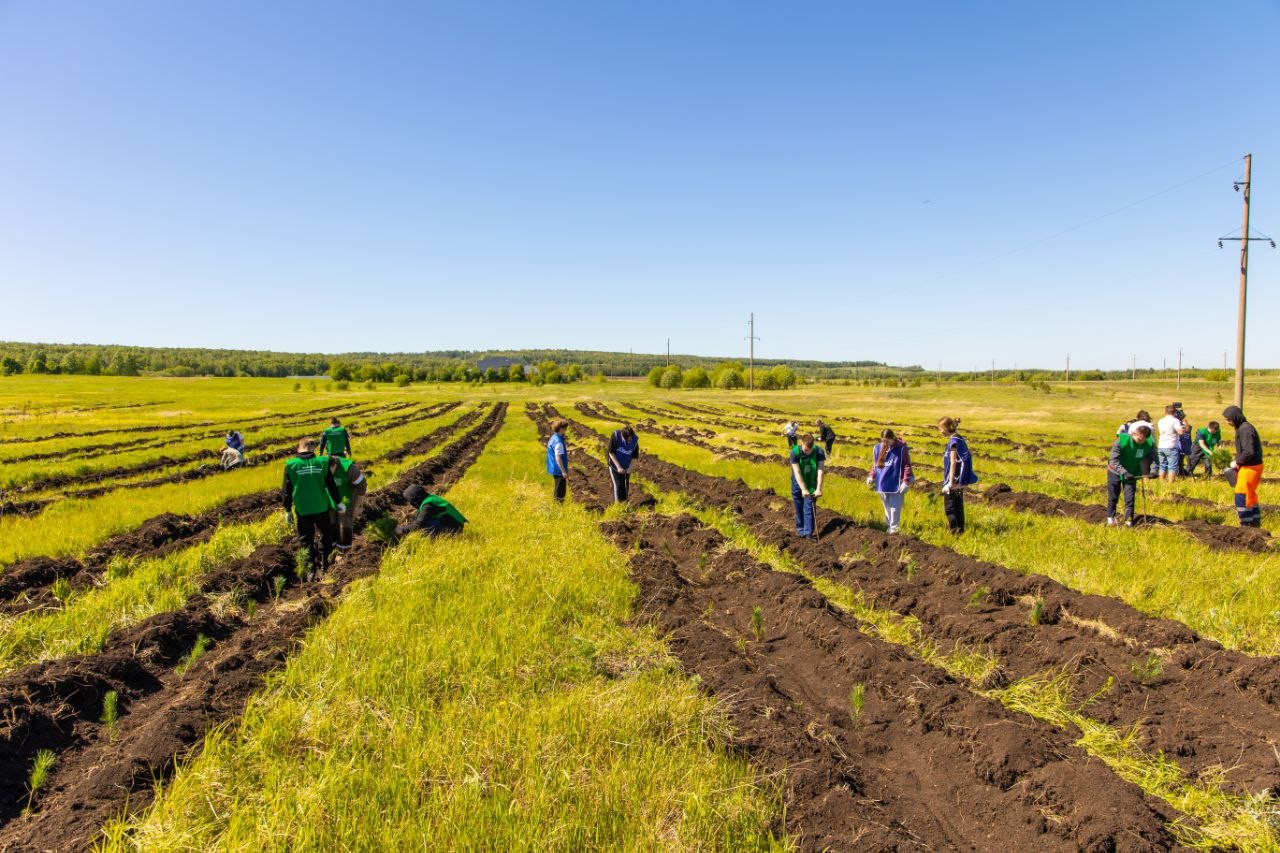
[606,425,640,503]
[221,429,246,469]
[546,419,570,502]
[938,416,979,534]
[866,428,913,534]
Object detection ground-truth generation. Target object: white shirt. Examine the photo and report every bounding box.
[1156,415,1182,450]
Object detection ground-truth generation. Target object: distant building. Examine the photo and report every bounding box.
[476,356,528,373]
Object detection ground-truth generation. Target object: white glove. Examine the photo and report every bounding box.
[865,476,874,487]
[336,502,347,514]
[941,483,952,495]
[284,511,294,524]
[898,480,910,494]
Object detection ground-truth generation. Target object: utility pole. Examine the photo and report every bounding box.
[1131,355,1136,381]
[1177,348,1183,391]
[1218,154,1275,407]
[666,338,670,367]
[1065,354,1070,384]
[991,359,995,385]
[745,314,760,392]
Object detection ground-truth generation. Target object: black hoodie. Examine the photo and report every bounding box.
[1223,406,1263,466]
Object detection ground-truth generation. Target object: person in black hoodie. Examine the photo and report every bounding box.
[1222,405,1264,527]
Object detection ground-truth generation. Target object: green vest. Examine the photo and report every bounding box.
[420,495,466,526]
[331,457,359,504]
[321,426,349,455]
[1114,433,1153,476]
[1197,427,1220,451]
[285,455,335,516]
[790,445,824,491]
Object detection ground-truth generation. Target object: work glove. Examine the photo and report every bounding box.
[284,511,294,525]
[941,482,952,495]
[336,502,347,514]
[898,479,910,494]
[865,475,875,487]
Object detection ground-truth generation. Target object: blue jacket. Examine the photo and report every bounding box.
[608,430,639,472]
[226,431,245,452]
[942,435,978,487]
[869,440,913,493]
[546,433,568,476]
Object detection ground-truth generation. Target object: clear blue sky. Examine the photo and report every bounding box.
[1,1,1276,370]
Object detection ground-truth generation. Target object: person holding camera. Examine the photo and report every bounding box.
[1155,404,1183,483]
[1107,424,1153,526]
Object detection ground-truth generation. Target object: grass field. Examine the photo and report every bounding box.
[2,373,1279,849]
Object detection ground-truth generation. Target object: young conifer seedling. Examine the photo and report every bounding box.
[751,606,764,641]
[100,690,119,736]
[850,683,866,724]
[1029,598,1045,626]
[176,633,212,676]
[967,586,990,609]
[24,749,56,815]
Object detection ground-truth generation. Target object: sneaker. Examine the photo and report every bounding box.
[1125,519,1134,528]
[1106,517,1116,527]
[887,526,900,534]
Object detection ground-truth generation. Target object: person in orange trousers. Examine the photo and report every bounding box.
[1223,405,1263,528]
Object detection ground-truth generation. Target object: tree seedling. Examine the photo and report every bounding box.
[295,548,311,581]
[967,585,990,609]
[100,690,119,737]
[176,633,211,676]
[272,574,286,600]
[751,606,764,641]
[1130,653,1164,685]
[898,549,917,581]
[1029,598,1045,626]
[24,749,56,815]
[365,515,398,546]
[850,682,866,724]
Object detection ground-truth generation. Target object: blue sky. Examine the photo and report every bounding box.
[1,1,1276,369]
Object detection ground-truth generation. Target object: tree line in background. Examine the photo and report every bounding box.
[647,362,798,390]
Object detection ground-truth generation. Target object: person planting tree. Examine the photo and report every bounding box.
[866,428,913,534]
[783,420,800,450]
[1118,410,1156,478]
[546,419,570,503]
[1106,424,1153,527]
[789,432,826,538]
[605,424,640,503]
[328,453,367,549]
[282,438,344,578]
[816,419,837,455]
[395,484,466,537]
[1222,406,1264,528]
[938,417,978,534]
[1188,420,1223,476]
[319,416,351,458]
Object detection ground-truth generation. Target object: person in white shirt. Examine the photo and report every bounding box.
[1155,404,1183,482]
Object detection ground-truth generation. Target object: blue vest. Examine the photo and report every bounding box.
[943,435,979,486]
[610,431,639,470]
[870,441,908,493]
[546,433,567,476]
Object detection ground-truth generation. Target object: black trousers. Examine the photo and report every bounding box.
[552,475,567,502]
[1106,470,1136,521]
[297,512,336,574]
[943,489,966,533]
[824,439,835,454]
[608,468,630,503]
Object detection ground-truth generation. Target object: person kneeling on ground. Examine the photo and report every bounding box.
[546,419,569,502]
[867,428,913,534]
[282,438,344,579]
[606,424,640,503]
[1106,424,1153,527]
[1223,406,1264,528]
[1188,421,1222,476]
[221,429,246,469]
[329,454,367,549]
[395,484,466,537]
[789,432,825,538]
[938,417,979,534]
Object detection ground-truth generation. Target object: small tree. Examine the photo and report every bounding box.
[767,365,797,389]
[660,365,684,389]
[0,356,21,376]
[647,366,665,387]
[682,367,711,388]
[715,368,745,390]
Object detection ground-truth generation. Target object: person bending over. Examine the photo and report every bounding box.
[395,484,466,537]
[789,433,825,538]
[606,425,640,503]
[1106,425,1153,527]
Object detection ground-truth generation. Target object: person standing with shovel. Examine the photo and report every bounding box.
[789,433,825,538]
[1106,424,1153,527]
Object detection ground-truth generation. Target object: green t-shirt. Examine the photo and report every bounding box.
[1196,427,1221,451]
[321,425,350,456]
[285,455,336,516]
[1112,432,1153,477]
[790,445,826,492]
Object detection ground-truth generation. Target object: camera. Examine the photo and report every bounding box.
[1170,402,1186,421]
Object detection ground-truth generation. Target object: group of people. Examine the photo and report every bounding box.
[277,415,466,579]
[1107,403,1264,527]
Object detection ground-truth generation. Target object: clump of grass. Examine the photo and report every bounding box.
[967,585,990,609]
[50,577,73,605]
[1130,653,1164,685]
[176,633,211,676]
[24,749,56,814]
[1029,598,1044,626]
[100,690,120,737]
[850,682,866,724]
[751,606,764,641]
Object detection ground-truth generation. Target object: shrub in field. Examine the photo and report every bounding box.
[715,368,745,389]
[1130,653,1164,685]
[1204,369,1231,382]
[766,365,796,389]
[646,366,665,387]
[659,366,684,389]
[682,367,710,389]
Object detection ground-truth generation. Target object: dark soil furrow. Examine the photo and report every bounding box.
[635,451,1280,796]
[526,404,654,513]
[0,403,506,848]
[604,513,1176,850]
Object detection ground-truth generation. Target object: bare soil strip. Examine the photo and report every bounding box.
[0,403,506,849]
[0,403,477,614]
[525,404,655,513]
[634,450,1280,797]
[603,513,1176,850]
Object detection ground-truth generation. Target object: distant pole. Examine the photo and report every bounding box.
[1224,350,1229,370]
[745,313,760,392]
[1177,348,1183,391]
[1131,355,1136,381]
[990,359,995,385]
[666,338,670,367]
[1235,154,1252,407]
[1065,354,1070,384]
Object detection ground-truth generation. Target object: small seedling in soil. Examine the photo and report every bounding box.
[100,690,119,737]
[1130,653,1164,685]
[850,683,866,724]
[365,515,398,546]
[272,575,286,599]
[735,635,749,654]
[295,549,312,581]
[24,749,56,815]
[245,598,258,619]
[51,577,72,605]
[177,633,212,676]
[967,586,990,609]
[697,552,707,571]
[751,606,764,641]
[702,599,715,619]
[1029,598,1045,626]
[898,549,917,580]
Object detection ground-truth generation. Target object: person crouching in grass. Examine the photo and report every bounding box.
[867,429,913,534]
[1107,424,1153,527]
[938,417,978,534]
[789,432,825,538]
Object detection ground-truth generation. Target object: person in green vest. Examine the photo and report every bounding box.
[282,438,344,578]
[1106,424,1152,527]
[789,432,825,538]
[328,454,368,549]
[319,417,351,458]
[1188,420,1222,476]
[395,484,466,537]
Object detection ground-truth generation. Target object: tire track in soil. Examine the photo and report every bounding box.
[0,402,475,615]
[634,450,1280,797]
[0,403,507,849]
[3,401,427,496]
[603,513,1176,850]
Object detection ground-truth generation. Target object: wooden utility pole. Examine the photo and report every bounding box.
[990,359,995,385]
[1177,348,1183,391]
[1235,154,1252,407]
[1065,354,1071,384]
[1131,355,1136,381]
[666,338,670,367]
[745,314,760,392]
